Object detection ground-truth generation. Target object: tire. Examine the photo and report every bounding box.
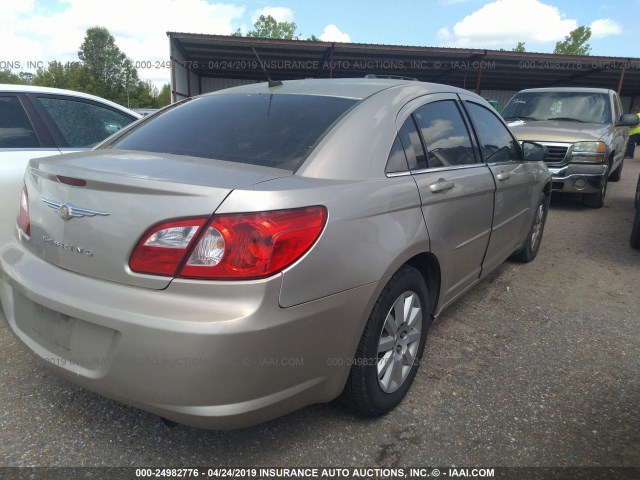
[631,206,640,250]
[513,193,549,262]
[582,175,608,209]
[635,174,640,209]
[341,265,429,417]
[609,159,623,182]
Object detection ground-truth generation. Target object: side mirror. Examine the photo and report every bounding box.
[522,141,548,162]
[617,113,640,127]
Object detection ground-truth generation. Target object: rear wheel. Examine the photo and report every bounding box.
[513,193,549,262]
[582,175,608,208]
[341,265,429,417]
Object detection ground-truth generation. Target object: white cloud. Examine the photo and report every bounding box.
[251,6,294,24]
[437,0,577,47]
[590,18,622,38]
[319,24,351,43]
[0,0,245,85]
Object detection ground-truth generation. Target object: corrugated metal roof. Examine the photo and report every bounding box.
[167,33,640,98]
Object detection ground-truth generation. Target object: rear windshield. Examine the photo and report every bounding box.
[110,93,358,171]
[502,91,611,124]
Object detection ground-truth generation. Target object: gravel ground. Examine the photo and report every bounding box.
[1,157,639,470]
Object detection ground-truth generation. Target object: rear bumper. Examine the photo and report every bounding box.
[548,164,607,193]
[0,238,378,429]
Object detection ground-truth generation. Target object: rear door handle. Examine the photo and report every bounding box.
[429,179,455,193]
[496,171,512,181]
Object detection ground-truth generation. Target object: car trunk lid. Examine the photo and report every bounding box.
[23,150,289,289]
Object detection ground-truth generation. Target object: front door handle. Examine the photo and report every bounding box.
[429,179,455,193]
[496,171,512,181]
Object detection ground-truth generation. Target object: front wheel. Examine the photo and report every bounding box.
[341,265,429,417]
[609,160,623,182]
[631,207,640,250]
[513,193,549,262]
[582,176,608,208]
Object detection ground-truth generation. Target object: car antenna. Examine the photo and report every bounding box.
[251,46,283,88]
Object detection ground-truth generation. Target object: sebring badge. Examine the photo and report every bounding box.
[41,198,110,221]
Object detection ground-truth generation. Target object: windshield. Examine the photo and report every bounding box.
[502,91,611,124]
[111,93,358,171]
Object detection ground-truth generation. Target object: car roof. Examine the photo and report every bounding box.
[0,83,141,117]
[207,78,475,100]
[517,87,613,95]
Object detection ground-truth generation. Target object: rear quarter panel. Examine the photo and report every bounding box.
[216,175,429,309]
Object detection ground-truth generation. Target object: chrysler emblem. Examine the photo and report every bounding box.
[41,198,110,221]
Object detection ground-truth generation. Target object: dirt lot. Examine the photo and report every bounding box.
[1,157,639,469]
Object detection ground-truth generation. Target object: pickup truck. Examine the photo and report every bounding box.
[502,87,639,208]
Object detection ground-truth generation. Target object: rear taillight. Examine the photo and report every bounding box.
[129,206,327,280]
[129,218,208,276]
[19,182,30,236]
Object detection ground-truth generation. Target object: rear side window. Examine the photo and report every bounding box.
[112,94,358,171]
[397,116,428,170]
[385,136,409,174]
[0,96,40,148]
[413,100,476,168]
[465,102,521,163]
[37,97,135,147]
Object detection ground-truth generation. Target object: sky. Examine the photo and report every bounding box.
[1,0,638,87]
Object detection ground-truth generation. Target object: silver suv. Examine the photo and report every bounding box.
[502,87,639,208]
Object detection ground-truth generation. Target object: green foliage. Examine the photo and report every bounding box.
[78,27,141,105]
[18,72,36,84]
[307,35,321,42]
[554,26,592,55]
[0,69,26,84]
[231,27,243,37]
[156,83,171,107]
[247,15,299,40]
[512,42,526,53]
[32,61,95,93]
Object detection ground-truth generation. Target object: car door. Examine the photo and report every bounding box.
[461,95,536,274]
[610,92,627,170]
[0,94,62,244]
[398,94,495,308]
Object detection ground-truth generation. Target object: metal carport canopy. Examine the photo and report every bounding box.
[167,32,640,100]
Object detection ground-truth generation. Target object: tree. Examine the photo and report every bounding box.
[32,61,94,92]
[18,72,35,84]
[156,83,171,107]
[2,27,166,108]
[0,69,25,84]
[512,42,526,53]
[246,15,299,39]
[554,26,591,55]
[307,35,321,42]
[78,26,140,102]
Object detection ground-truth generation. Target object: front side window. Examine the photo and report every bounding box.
[613,95,621,121]
[0,96,40,148]
[413,100,476,168]
[112,93,358,171]
[466,102,521,163]
[37,97,136,147]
